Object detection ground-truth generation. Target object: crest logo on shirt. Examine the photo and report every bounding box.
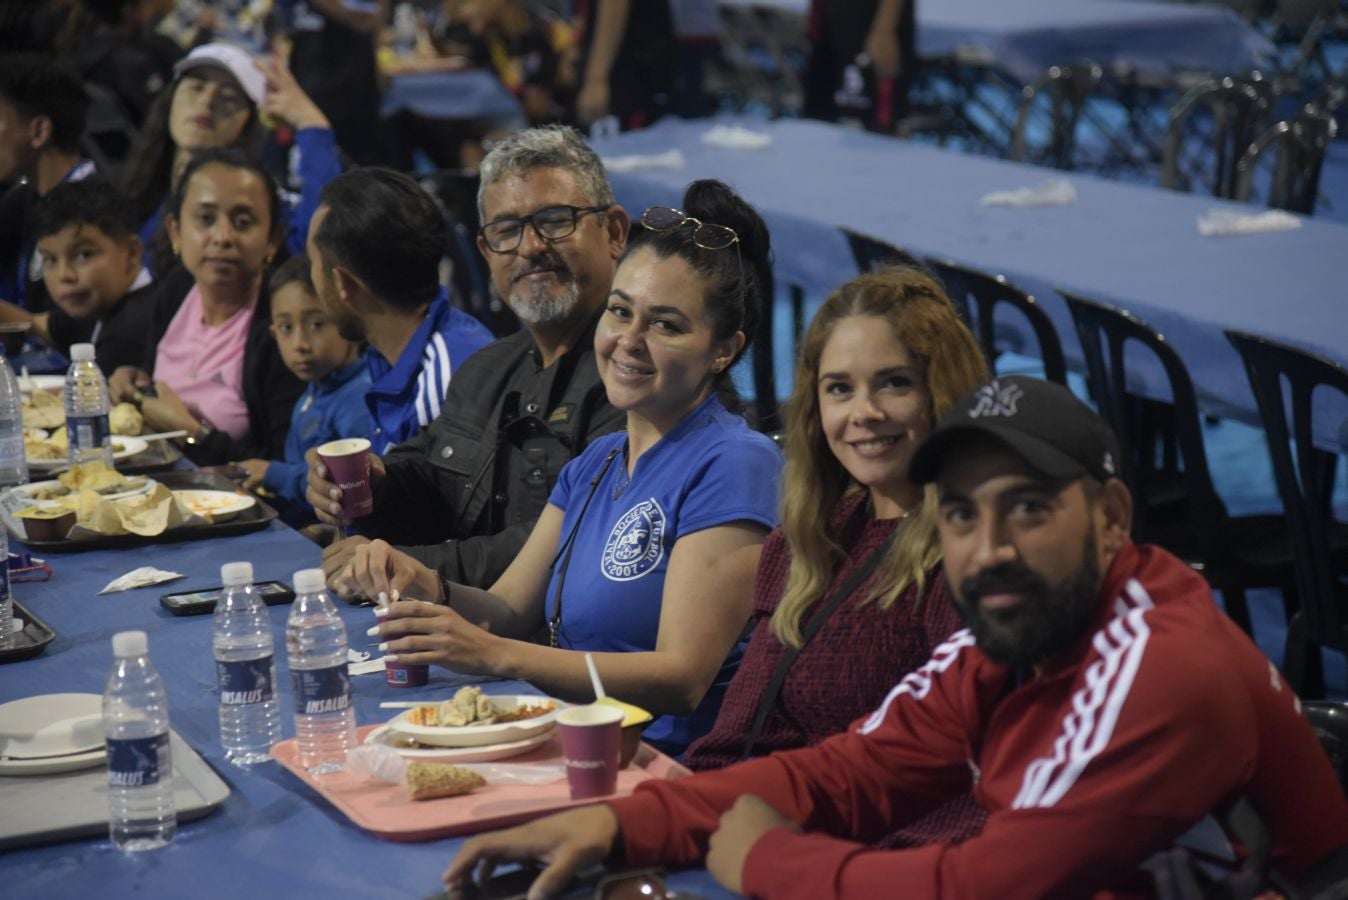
[601,499,666,582]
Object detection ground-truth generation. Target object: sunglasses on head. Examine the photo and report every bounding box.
[640,207,738,251]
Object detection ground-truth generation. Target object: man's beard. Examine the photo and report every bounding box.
[505,253,580,325]
[954,533,1101,669]
[316,277,366,342]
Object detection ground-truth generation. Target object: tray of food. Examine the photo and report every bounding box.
[272,723,689,843]
[0,599,56,664]
[21,391,180,474]
[1,470,277,552]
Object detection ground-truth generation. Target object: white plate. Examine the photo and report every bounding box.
[27,436,149,470]
[11,477,154,505]
[363,725,552,762]
[386,694,562,748]
[0,693,107,776]
[172,489,256,522]
[18,375,64,392]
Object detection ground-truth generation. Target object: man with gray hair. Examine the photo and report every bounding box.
[307,125,629,590]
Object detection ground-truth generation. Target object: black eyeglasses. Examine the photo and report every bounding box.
[641,206,738,250]
[480,204,608,253]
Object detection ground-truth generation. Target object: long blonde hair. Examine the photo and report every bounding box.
[770,268,988,648]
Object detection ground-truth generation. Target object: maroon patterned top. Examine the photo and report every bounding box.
[684,492,986,846]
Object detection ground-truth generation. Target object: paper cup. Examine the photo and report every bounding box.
[316,438,374,519]
[558,704,624,800]
[385,659,428,687]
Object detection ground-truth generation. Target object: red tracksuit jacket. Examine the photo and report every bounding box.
[609,542,1348,898]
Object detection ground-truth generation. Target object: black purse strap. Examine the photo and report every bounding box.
[739,532,897,761]
[548,447,622,648]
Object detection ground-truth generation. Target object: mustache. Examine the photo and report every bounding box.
[960,563,1048,606]
[512,252,570,281]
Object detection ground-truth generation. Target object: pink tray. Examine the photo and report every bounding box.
[272,725,691,842]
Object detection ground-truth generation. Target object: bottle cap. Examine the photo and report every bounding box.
[112,630,147,657]
[221,561,254,586]
[294,568,325,594]
[70,343,95,362]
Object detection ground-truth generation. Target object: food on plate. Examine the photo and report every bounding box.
[406,686,556,728]
[24,483,71,501]
[20,390,63,430]
[404,762,486,801]
[92,476,148,497]
[24,438,64,460]
[109,402,142,436]
[58,462,126,492]
[176,492,246,515]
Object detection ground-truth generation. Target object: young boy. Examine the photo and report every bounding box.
[237,254,371,526]
[28,177,156,374]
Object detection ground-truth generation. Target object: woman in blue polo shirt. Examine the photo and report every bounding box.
[352,180,782,756]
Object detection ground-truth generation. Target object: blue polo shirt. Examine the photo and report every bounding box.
[263,356,372,525]
[364,289,494,453]
[544,394,783,757]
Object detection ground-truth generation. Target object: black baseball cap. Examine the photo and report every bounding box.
[909,376,1121,485]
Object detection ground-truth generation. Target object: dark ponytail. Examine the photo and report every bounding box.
[628,179,773,407]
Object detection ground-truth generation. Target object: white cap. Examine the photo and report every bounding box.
[173,43,265,109]
[294,568,325,594]
[221,561,254,586]
[70,343,95,361]
[112,630,148,657]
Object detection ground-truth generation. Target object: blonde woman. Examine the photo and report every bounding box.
[683,266,988,845]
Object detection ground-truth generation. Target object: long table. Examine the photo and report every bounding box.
[0,524,729,899]
[592,115,1348,454]
[718,0,1274,82]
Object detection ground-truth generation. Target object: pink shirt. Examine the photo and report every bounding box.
[153,285,255,442]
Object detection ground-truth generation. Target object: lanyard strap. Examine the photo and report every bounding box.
[548,446,621,648]
[739,531,897,761]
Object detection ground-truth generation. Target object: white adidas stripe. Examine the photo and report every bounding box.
[859,629,978,736]
[1014,579,1156,809]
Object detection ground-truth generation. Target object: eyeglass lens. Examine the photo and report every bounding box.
[484,207,588,251]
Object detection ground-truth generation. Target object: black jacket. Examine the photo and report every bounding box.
[366,315,624,587]
[145,265,304,466]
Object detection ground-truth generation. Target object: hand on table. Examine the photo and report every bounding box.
[322,534,372,598]
[304,446,385,525]
[444,805,621,900]
[370,597,502,674]
[108,366,151,403]
[235,458,270,492]
[706,795,799,895]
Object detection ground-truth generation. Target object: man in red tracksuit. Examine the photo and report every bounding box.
[445,376,1348,899]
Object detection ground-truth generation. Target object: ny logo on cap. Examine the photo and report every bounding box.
[968,380,1024,419]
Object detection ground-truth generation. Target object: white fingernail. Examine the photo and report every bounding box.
[374,606,389,618]
[378,642,389,651]
[377,591,387,607]
[383,653,399,662]
[365,625,380,636]
[391,589,400,602]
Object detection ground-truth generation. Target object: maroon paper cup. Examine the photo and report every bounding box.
[316,438,374,519]
[385,660,428,687]
[558,705,624,801]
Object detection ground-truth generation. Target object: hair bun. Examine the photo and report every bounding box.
[680,179,772,344]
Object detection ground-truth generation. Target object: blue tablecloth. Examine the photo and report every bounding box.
[592,116,1348,453]
[718,0,1274,83]
[918,0,1275,82]
[0,524,729,899]
[380,68,525,126]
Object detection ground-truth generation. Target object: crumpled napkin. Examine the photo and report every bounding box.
[100,567,185,595]
[601,149,685,173]
[701,124,773,150]
[69,483,194,540]
[979,179,1078,207]
[1197,208,1302,237]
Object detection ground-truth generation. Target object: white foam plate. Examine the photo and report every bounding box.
[11,477,154,505]
[0,693,106,776]
[27,436,149,470]
[18,375,64,392]
[363,725,552,762]
[386,695,561,747]
[172,489,256,522]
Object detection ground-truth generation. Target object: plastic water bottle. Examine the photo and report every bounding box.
[286,568,354,775]
[64,343,113,469]
[0,354,28,488]
[393,3,417,55]
[103,630,176,851]
[0,528,11,650]
[214,561,281,766]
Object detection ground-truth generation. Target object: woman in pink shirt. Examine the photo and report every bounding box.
[109,149,303,465]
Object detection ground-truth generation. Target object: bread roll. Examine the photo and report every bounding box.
[405,762,486,801]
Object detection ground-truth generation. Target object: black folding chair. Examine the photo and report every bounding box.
[1162,74,1276,199]
[1011,61,1103,170]
[1061,292,1295,634]
[929,260,1067,385]
[1236,111,1338,214]
[1226,330,1348,697]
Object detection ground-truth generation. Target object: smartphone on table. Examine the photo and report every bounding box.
[160,581,296,616]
